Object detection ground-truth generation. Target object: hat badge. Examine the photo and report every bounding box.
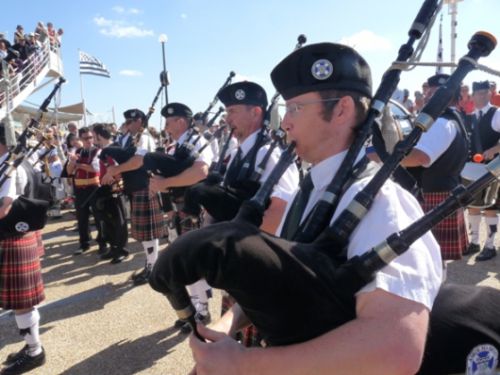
[235,89,246,100]
[15,221,30,233]
[312,59,333,80]
[167,107,174,114]
[438,77,447,85]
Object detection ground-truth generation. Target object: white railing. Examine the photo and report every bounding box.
[0,40,63,120]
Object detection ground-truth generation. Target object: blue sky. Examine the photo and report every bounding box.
[3,0,500,130]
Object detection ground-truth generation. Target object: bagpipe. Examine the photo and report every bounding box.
[141,71,235,181]
[150,0,498,348]
[0,77,65,236]
[182,35,307,222]
[99,72,167,165]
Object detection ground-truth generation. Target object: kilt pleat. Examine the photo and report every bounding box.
[421,192,468,260]
[131,188,167,241]
[0,232,45,310]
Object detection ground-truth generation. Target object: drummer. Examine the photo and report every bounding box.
[401,73,469,267]
[464,80,500,261]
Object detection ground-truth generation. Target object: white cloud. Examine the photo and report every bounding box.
[181,13,188,19]
[119,69,143,77]
[112,6,125,13]
[93,16,154,38]
[339,30,392,52]
[112,6,141,14]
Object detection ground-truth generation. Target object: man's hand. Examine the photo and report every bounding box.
[106,165,119,177]
[149,175,168,193]
[483,144,500,161]
[189,324,246,375]
[0,196,13,220]
[101,172,115,186]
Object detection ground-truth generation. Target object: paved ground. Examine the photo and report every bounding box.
[0,210,499,374]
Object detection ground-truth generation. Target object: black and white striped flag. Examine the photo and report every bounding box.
[79,51,111,78]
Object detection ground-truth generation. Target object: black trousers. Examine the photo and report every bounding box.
[74,186,105,248]
[94,190,128,250]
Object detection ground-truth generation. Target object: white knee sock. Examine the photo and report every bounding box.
[15,309,42,356]
[142,239,159,268]
[186,279,211,315]
[468,214,482,244]
[484,216,498,248]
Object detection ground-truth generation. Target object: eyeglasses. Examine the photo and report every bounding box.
[278,98,342,116]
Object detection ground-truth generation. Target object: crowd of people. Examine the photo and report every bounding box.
[0,22,63,108]
[1,37,500,375]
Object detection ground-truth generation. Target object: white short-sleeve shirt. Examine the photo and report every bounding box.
[226,130,299,201]
[277,150,443,310]
[412,117,457,167]
[170,130,215,167]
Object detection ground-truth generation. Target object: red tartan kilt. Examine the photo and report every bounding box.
[131,188,167,241]
[0,232,45,310]
[421,192,469,260]
[35,230,45,257]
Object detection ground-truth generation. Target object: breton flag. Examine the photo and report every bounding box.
[79,51,111,78]
[436,14,443,74]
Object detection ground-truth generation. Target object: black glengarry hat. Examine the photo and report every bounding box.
[123,108,146,122]
[161,102,193,119]
[271,42,372,100]
[472,80,491,93]
[427,73,450,87]
[217,81,268,109]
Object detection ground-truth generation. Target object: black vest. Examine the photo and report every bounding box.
[466,106,499,157]
[223,131,268,189]
[408,109,469,192]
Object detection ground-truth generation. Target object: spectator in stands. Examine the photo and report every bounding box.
[56,28,64,48]
[0,32,12,49]
[14,25,24,44]
[0,40,8,60]
[13,35,30,61]
[47,22,56,49]
[35,22,48,44]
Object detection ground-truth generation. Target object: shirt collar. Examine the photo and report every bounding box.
[309,149,365,191]
[177,130,191,145]
[239,130,261,157]
[475,103,492,115]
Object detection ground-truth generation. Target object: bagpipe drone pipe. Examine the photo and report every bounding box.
[0,77,65,237]
[181,35,307,222]
[149,28,497,352]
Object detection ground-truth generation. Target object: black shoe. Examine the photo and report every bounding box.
[74,245,90,255]
[463,243,481,256]
[110,249,129,264]
[179,322,193,334]
[97,244,108,255]
[3,345,28,365]
[1,347,45,374]
[132,266,151,285]
[476,246,497,261]
[100,250,114,260]
[174,319,186,328]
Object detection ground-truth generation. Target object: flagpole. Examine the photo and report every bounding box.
[78,49,88,127]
